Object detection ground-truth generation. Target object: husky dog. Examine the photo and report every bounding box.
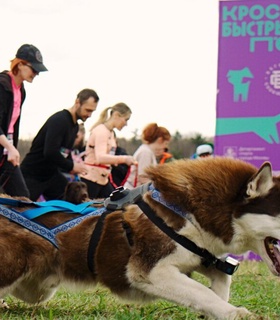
[0,157,279,319]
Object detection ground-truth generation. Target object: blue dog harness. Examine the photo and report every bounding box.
[0,198,106,247]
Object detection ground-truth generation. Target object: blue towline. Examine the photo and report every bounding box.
[0,185,191,249]
[0,198,106,248]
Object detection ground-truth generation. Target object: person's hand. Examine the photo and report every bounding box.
[7,146,20,166]
[71,162,88,175]
[125,155,137,166]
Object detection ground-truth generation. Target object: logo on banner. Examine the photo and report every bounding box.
[264,63,280,96]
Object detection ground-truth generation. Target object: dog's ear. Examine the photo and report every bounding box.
[246,162,273,198]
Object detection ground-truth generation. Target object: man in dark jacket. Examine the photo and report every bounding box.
[21,88,99,201]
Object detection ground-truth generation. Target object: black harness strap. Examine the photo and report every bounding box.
[87,209,133,274]
[87,210,112,273]
[135,198,239,275]
[135,199,217,267]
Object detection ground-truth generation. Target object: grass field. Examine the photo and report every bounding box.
[1,261,280,319]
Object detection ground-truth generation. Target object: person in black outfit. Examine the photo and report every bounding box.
[110,135,130,188]
[21,88,99,201]
[0,44,47,197]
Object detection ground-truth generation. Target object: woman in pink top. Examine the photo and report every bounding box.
[0,44,47,197]
[80,102,135,198]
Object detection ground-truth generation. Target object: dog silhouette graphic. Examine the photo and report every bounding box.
[227,67,254,102]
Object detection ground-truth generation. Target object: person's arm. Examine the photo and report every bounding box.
[42,115,75,172]
[135,146,155,185]
[0,81,9,138]
[0,83,20,166]
[0,134,20,166]
[42,114,88,175]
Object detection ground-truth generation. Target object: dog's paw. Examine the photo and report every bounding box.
[226,307,251,319]
[244,314,265,320]
[0,299,9,309]
[230,308,265,320]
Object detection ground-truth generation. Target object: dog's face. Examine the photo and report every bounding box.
[63,181,89,204]
[238,162,280,275]
[145,157,280,276]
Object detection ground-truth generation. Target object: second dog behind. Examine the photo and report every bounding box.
[63,181,89,204]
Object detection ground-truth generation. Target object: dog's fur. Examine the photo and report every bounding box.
[0,157,280,319]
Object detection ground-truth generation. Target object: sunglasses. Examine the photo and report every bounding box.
[24,64,38,75]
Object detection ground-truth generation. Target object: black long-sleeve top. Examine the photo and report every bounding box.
[0,71,26,156]
[21,109,78,181]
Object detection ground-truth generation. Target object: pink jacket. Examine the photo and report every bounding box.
[80,124,127,185]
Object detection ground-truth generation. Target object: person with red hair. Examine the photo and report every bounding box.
[124,123,171,189]
[0,44,47,196]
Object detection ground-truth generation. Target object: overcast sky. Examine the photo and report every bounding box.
[0,0,219,140]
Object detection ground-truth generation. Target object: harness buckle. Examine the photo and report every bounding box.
[104,187,131,210]
[202,254,239,275]
[215,256,240,275]
[110,186,129,201]
[104,184,150,211]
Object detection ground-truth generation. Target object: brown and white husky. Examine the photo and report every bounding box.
[0,157,279,319]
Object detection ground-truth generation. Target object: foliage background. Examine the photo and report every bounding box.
[18,132,214,161]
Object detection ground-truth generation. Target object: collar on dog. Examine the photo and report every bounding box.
[104,185,239,276]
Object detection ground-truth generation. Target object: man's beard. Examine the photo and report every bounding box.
[76,109,86,122]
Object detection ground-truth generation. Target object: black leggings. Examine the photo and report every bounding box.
[80,178,114,199]
[23,171,69,201]
[0,159,29,197]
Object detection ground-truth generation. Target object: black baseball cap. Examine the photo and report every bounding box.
[16,44,48,73]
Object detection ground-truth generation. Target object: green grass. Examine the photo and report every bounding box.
[1,261,280,319]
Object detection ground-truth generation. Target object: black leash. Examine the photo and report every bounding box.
[0,161,16,192]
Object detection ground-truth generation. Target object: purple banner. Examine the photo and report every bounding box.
[214,0,280,174]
